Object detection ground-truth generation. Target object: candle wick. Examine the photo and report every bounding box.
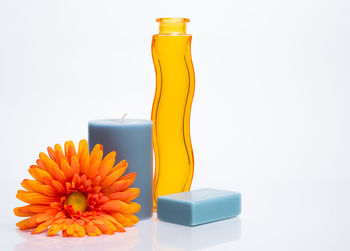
[121,113,128,120]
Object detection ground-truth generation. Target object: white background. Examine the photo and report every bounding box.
[0,0,349,250]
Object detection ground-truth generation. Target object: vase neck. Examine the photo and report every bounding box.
[156,18,190,35]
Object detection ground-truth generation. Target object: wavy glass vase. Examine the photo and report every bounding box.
[151,18,195,210]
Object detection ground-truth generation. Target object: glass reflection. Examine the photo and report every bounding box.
[154,216,241,251]
[15,218,153,251]
[14,215,241,251]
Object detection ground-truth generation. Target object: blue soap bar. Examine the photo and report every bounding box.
[157,188,241,226]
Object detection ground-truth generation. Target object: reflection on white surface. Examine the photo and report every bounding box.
[154,217,241,251]
[14,218,153,251]
[5,180,350,250]
[13,215,241,251]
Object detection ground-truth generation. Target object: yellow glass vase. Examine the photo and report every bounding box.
[151,18,195,210]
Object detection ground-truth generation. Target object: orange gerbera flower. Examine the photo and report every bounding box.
[14,140,140,237]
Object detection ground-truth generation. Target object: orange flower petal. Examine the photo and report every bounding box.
[90,144,103,162]
[85,223,96,236]
[54,218,65,224]
[84,144,103,179]
[71,155,80,175]
[128,202,141,214]
[75,219,84,226]
[16,218,28,228]
[80,150,89,175]
[35,210,58,223]
[62,229,69,237]
[64,141,77,161]
[92,218,104,225]
[66,223,75,235]
[14,205,52,217]
[93,176,101,186]
[74,222,85,237]
[87,161,100,180]
[13,207,35,217]
[28,166,53,185]
[65,218,74,225]
[39,152,66,182]
[95,226,102,235]
[77,228,86,237]
[19,219,39,230]
[54,210,66,219]
[32,219,53,234]
[126,214,139,224]
[87,145,103,179]
[102,217,117,232]
[54,144,64,155]
[99,200,123,212]
[60,158,74,180]
[100,160,128,188]
[107,187,140,202]
[98,151,116,179]
[16,190,57,204]
[48,223,61,236]
[18,213,47,230]
[100,200,140,214]
[21,179,57,196]
[36,159,47,171]
[78,140,89,174]
[95,222,112,235]
[78,139,87,157]
[47,147,56,161]
[53,146,65,168]
[51,180,66,194]
[102,173,136,195]
[111,212,138,227]
[72,173,81,187]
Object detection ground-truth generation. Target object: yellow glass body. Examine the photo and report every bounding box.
[151,18,195,210]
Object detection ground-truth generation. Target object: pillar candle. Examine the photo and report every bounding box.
[88,119,153,220]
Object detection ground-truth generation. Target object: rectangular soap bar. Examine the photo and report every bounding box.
[157,188,241,226]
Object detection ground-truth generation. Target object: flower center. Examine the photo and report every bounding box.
[66,192,87,213]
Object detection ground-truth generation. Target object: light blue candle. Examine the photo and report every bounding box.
[88,119,153,220]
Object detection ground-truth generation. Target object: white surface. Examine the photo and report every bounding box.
[1,0,350,250]
[1,179,350,250]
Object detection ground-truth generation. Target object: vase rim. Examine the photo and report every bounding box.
[156,17,190,23]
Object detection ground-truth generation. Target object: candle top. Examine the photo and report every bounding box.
[89,119,152,127]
